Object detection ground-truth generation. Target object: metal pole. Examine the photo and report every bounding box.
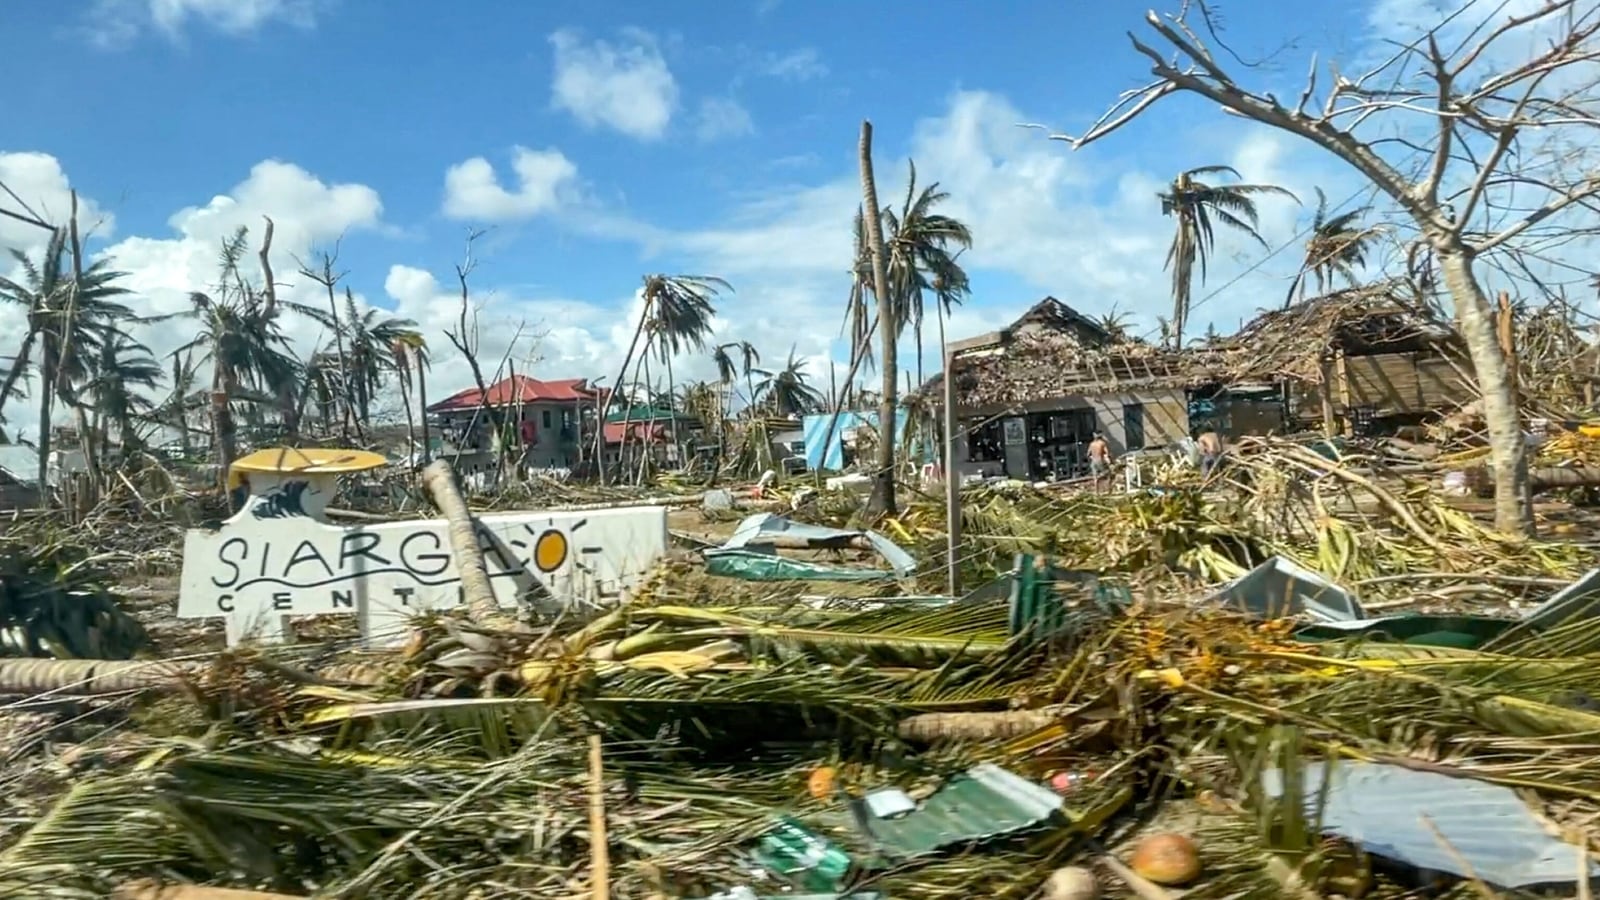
[943,345,962,597]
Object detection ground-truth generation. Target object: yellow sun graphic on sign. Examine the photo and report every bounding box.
[531,528,569,573]
[513,519,593,576]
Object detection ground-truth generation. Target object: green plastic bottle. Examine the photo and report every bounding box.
[750,816,854,891]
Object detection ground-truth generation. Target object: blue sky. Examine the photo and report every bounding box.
[0,0,1480,420]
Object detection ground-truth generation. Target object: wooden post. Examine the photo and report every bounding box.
[588,734,610,900]
[1333,349,1351,435]
[943,347,962,597]
[1317,358,1338,437]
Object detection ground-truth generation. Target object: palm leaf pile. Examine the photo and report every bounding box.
[874,436,1591,597]
[0,534,152,660]
[5,432,1600,896]
[6,577,1600,898]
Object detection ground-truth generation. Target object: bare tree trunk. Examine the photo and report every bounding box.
[0,658,193,695]
[914,316,924,386]
[1438,249,1531,532]
[258,217,277,317]
[322,258,349,441]
[859,121,897,515]
[213,365,239,500]
[664,349,680,470]
[417,356,431,465]
[598,301,651,485]
[61,198,95,491]
[818,315,877,474]
[400,366,417,471]
[422,459,499,623]
[72,406,98,498]
[36,338,53,507]
[444,236,509,474]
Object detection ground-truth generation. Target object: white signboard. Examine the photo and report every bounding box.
[177,472,668,646]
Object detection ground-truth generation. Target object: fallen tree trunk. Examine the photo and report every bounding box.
[0,658,194,695]
[0,657,379,697]
[1469,465,1600,495]
[1529,466,1600,491]
[421,459,500,623]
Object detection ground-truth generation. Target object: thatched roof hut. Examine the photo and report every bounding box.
[930,298,1213,411]
[1210,283,1463,387]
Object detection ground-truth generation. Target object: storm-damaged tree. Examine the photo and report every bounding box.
[752,347,828,415]
[0,198,134,495]
[442,229,514,479]
[297,246,354,442]
[711,340,761,417]
[1160,165,1295,346]
[1286,187,1386,305]
[1030,1,1600,536]
[597,274,729,485]
[173,219,333,489]
[858,120,898,515]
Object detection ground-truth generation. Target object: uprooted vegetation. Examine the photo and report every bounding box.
[3,433,1600,897]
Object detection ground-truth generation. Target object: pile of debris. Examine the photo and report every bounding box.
[4,445,1600,898]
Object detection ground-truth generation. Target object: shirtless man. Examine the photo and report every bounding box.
[1087,432,1112,492]
[1197,430,1224,480]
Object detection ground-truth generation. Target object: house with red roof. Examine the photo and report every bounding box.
[426,375,604,472]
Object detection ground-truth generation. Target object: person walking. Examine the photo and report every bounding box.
[1197,430,1224,480]
[1087,432,1112,493]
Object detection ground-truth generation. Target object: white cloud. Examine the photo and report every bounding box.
[630,88,1367,384]
[549,28,679,141]
[0,86,1383,439]
[0,156,386,437]
[0,152,117,255]
[83,0,321,47]
[762,48,828,81]
[442,147,579,221]
[694,98,756,142]
[382,263,623,399]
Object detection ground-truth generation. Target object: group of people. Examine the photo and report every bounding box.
[1085,430,1225,492]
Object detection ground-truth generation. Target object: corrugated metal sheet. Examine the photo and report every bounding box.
[854,763,1062,859]
[1265,760,1600,889]
[0,445,43,486]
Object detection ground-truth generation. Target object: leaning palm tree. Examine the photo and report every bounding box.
[0,226,135,488]
[390,333,430,467]
[752,348,826,416]
[882,160,973,384]
[711,340,760,416]
[1160,165,1296,347]
[339,287,422,432]
[169,227,326,475]
[1286,188,1384,305]
[598,275,730,484]
[80,329,163,459]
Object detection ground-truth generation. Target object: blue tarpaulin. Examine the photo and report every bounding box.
[801,411,912,471]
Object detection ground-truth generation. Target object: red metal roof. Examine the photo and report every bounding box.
[427,375,598,413]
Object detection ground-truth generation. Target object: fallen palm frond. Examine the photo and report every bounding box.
[862,436,1591,599]
[0,535,153,660]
